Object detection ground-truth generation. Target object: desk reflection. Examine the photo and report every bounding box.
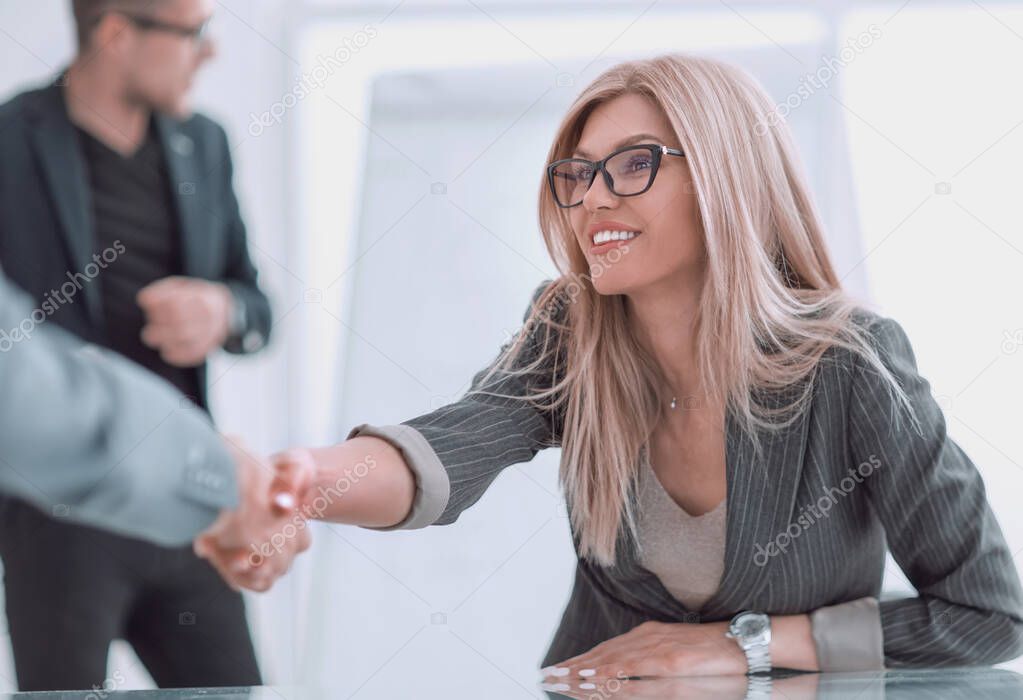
[541,667,1023,699]
[0,668,1020,699]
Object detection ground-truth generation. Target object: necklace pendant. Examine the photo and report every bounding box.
[670,395,677,410]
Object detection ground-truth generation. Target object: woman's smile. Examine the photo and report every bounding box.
[587,220,643,255]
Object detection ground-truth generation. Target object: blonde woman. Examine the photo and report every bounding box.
[202,54,1023,681]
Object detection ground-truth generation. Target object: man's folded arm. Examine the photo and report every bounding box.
[0,271,238,545]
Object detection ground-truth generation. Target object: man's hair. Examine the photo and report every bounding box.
[71,0,165,49]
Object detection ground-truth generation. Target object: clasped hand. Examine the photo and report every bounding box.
[193,440,316,592]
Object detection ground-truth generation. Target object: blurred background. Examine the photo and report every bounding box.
[2,0,1023,695]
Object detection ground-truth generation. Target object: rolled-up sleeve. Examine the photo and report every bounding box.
[347,423,450,531]
[810,596,885,671]
[349,278,564,531]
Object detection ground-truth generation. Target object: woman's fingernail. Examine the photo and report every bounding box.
[274,492,296,510]
[541,666,569,677]
[579,668,596,677]
[540,682,570,692]
[580,682,597,690]
[231,559,251,573]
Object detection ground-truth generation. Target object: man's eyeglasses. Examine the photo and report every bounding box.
[105,12,211,44]
[547,144,686,209]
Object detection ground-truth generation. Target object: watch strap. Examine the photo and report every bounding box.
[746,673,773,698]
[744,642,771,674]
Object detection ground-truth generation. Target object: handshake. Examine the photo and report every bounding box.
[192,439,318,592]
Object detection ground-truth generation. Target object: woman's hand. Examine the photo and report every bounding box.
[542,619,747,682]
[194,441,315,592]
[540,670,820,699]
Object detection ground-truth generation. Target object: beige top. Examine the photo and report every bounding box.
[635,445,726,610]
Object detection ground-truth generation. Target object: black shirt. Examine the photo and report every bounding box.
[75,118,202,405]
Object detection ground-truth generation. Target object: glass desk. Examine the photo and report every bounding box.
[5,668,1022,699]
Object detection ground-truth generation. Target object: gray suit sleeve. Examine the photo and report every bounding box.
[850,316,1023,666]
[349,279,562,530]
[0,272,238,546]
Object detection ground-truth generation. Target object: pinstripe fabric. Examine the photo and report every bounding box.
[350,280,1023,671]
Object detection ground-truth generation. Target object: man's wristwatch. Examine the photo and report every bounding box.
[725,610,772,674]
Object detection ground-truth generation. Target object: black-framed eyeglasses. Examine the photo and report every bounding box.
[106,12,211,43]
[547,143,686,208]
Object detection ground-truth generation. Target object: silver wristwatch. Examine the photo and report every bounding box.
[725,610,772,674]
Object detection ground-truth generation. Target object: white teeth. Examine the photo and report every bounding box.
[592,229,640,245]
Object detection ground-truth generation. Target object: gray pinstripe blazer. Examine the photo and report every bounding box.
[349,280,1023,670]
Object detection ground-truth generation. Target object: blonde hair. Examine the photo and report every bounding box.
[471,54,916,567]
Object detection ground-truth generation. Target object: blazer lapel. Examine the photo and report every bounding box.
[609,382,813,622]
[155,115,212,279]
[697,383,812,619]
[27,82,102,324]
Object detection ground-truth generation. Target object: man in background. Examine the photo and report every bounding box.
[0,0,272,690]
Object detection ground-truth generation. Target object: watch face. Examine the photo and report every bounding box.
[734,613,768,638]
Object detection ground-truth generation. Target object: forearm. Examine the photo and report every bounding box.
[0,275,237,543]
[296,436,416,528]
[701,615,819,672]
[879,595,1023,667]
[769,614,819,671]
